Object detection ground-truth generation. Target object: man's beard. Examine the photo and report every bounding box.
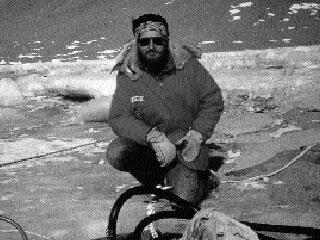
[138,47,169,75]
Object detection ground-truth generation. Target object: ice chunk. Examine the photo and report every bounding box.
[0,78,23,106]
[230,9,240,15]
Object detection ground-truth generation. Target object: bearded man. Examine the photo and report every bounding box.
[106,13,224,205]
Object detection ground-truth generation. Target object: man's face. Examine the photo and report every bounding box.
[137,30,167,64]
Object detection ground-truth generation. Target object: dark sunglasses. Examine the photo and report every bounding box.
[138,37,165,46]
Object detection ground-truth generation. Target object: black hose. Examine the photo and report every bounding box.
[132,210,195,239]
[0,215,28,240]
[241,221,320,236]
[106,186,198,240]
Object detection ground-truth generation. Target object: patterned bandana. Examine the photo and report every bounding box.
[134,21,168,38]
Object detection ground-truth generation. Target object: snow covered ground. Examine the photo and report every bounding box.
[0,45,319,239]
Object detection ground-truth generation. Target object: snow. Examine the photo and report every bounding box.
[238,2,253,8]
[232,16,241,21]
[0,137,96,164]
[230,9,240,15]
[233,40,243,44]
[18,54,42,59]
[288,3,320,15]
[56,53,68,57]
[269,125,302,138]
[75,96,113,123]
[68,51,83,55]
[52,59,61,63]
[289,3,320,11]
[86,40,97,45]
[199,40,215,45]
[97,50,118,54]
[66,45,78,50]
[232,2,253,8]
[0,45,319,114]
[0,78,23,106]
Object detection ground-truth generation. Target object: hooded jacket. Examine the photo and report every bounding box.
[108,43,224,170]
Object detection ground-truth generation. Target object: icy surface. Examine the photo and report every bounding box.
[0,137,96,164]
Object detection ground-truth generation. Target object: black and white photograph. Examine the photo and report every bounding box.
[0,1,320,239]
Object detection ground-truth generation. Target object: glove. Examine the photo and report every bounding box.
[146,127,167,143]
[146,128,176,167]
[176,130,203,162]
[152,140,177,167]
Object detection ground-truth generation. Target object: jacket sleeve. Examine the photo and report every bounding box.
[191,58,224,140]
[108,73,151,145]
[167,129,188,145]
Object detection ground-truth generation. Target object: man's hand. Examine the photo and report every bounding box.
[146,127,167,143]
[146,128,176,167]
[176,130,203,162]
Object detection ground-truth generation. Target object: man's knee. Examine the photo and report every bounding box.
[106,138,132,171]
[166,163,209,204]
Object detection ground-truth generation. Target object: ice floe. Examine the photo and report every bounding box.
[288,3,320,15]
[68,50,83,55]
[199,40,215,45]
[66,45,78,50]
[97,50,118,54]
[290,3,320,11]
[231,2,253,8]
[230,9,241,15]
[18,53,42,59]
[86,40,97,45]
[232,16,241,21]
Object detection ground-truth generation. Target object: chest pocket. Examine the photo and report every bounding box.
[130,96,145,120]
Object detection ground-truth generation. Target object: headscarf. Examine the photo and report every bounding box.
[111,21,202,81]
[134,21,169,39]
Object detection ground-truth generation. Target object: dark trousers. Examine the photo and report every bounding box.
[106,137,210,205]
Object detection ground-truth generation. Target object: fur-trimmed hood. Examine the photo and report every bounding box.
[111,39,202,81]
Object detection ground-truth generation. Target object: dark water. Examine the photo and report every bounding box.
[0,0,319,63]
